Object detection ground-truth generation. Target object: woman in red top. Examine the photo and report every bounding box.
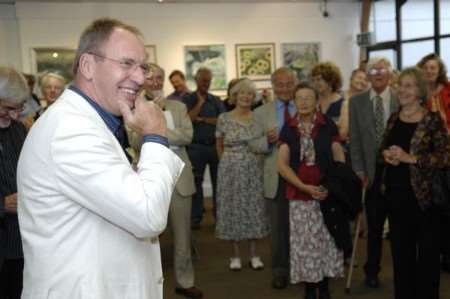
[417,53,450,131]
[277,83,345,299]
[417,53,450,273]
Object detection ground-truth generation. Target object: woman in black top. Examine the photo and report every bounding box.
[381,67,450,299]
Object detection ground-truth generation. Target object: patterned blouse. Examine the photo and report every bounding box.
[380,109,450,209]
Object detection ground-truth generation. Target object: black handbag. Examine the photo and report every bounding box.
[431,168,450,215]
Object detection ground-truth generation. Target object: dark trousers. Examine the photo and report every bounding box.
[387,187,440,299]
[187,143,218,224]
[441,214,450,258]
[364,164,389,278]
[0,258,23,299]
[270,179,290,278]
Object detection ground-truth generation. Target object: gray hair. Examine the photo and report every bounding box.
[229,78,256,104]
[366,56,392,73]
[195,67,212,79]
[0,67,29,105]
[148,63,165,79]
[40,72,66,89]
[271,67,297,84]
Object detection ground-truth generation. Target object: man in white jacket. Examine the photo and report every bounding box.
[17,18,184,299]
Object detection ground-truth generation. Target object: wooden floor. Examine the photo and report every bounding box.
[160,204,450,299]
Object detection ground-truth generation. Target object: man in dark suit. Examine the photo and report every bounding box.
[349,57,398,288]
[183,67,225,228]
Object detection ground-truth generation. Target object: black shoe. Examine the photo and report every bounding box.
[175,287,203,299]
[318,278,330,299]
[365,276,380,288]
[305,283,317,299]
[272,276,288,289]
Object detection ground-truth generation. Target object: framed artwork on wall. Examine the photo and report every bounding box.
[184,44,227,91]
[281,43,321,82]
[145,45,157,63]
[235,43,275,81]
[30,47,76,83]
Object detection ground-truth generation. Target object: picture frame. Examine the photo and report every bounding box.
[281,43,321,82]
[184,44,227,91]
[30,47,76,83]
[145,45,157,63]
[235,43,275,81]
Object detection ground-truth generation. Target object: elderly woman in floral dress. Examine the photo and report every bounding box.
[215,78,269,271]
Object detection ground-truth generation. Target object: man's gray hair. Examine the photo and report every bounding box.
[195,67,212,79]
[271,67,297,84]
[366,56,392,72]
[73,18,143,75]
[0,67,29,105]
[148,63,165,79]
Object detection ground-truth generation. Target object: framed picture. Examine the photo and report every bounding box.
[235,43,275,81]
[30,47,76,83]
[145,45,157,63]
[184,44,227,91]
[281,43,321,82]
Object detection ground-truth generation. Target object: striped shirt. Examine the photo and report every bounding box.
[0,121,27,259]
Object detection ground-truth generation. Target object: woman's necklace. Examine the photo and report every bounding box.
[400,105,422,121]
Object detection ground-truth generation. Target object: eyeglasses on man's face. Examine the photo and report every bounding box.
[368,68,389,76]
[0,100,24,116]
[88,52,151,76]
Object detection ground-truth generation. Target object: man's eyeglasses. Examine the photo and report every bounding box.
[368,68,389,76]
[88,52,151,76]
[0,101,24,116]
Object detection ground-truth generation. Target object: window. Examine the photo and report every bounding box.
[441,0,450,35]
[440,38,450,68]
[402,40,434,67]
[370,1,396,43]
[401,0,434,40]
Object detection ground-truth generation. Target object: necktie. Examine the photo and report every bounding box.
[284,101,291,125]
[374,95,384,147]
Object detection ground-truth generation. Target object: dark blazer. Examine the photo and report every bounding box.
[349,88,398,186]
[321,162,362,251]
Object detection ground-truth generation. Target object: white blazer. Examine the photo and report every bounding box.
[17,88,184,299]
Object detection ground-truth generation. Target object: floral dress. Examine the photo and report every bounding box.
[279,113,344,284]
[215,112,269,241]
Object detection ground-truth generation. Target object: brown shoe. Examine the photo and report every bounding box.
[175,286,203,299]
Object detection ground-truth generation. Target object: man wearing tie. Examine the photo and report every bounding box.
[143,64,203,299]
[349,57,398,288]
[253,67,297,289]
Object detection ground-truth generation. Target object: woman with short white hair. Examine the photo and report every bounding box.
[215,78,270,271]
[39,72,66,107]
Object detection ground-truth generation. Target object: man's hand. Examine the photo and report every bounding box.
[304,185,328,200]
[267,127,279,144]
[4,193,18,213]
[119,96,167,137]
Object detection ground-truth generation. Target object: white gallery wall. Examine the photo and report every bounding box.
[1,1,361,95]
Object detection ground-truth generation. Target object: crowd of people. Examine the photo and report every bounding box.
[1,17,450,299]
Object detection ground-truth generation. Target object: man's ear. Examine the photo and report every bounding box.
[78,53,95,81]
